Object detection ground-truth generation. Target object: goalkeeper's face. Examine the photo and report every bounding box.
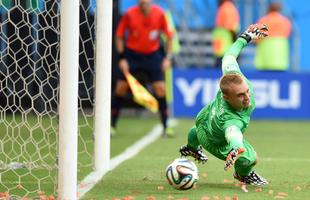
[224,79,251,111]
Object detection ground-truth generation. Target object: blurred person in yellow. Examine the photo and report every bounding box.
[111,0,175,137]
[254,0,292,70]
[212,0,240,68]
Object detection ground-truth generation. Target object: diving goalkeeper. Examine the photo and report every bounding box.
[179,24,269,186]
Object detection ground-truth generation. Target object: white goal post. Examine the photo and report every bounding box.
[94,0,112,173]
[58,0,80,199]
[0,0,112,199]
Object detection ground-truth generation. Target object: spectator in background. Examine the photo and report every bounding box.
[111,0,175,137]
[254,1,292,70]
[212,0,240,68]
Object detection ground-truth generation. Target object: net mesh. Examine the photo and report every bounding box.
[0,0,95,198]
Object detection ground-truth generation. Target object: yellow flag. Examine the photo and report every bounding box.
[125,73,158,113]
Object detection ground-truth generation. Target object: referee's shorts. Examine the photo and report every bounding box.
[117,48,165,82]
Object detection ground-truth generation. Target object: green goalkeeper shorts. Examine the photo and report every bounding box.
[196,124,257,163]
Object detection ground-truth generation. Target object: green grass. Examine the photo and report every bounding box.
[0,113,58,197]
[82,119,310,200]
[1,113,310,199]
[110,117,159,157]
[78,116,159,180]
[0,113,159,198]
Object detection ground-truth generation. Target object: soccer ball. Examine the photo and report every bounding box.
[165,158,198,190]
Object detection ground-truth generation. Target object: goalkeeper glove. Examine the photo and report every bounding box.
[239,24,269,43]
[224,147,245,171]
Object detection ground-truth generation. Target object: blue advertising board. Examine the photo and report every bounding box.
[172,69,310,119]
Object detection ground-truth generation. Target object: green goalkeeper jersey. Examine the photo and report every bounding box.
[195,38,255,146]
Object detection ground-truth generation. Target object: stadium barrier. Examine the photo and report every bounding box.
[172,68,310,119]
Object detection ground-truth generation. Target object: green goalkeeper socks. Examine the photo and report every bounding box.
[187,126,200,150]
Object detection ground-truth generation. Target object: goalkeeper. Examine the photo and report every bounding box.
[179,24,269,186]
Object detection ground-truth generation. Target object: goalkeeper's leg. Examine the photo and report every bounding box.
[233,140,257,176]
[179,126,208,163]
[199,139,268,186]
[233,140,268,186]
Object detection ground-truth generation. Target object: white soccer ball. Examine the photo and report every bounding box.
[165,158,198,190]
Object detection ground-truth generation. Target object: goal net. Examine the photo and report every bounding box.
[0,0,96,198]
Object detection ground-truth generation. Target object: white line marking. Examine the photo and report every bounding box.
[77,119,178,199]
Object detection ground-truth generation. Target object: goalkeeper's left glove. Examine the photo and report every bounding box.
[224,147,245,171]
[239,24,269,43]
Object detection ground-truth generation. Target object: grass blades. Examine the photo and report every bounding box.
[1,113,309,199]
[0,113,160,198]
[82,119,310,200]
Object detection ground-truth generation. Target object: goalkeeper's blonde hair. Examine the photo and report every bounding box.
[220,73,244,95]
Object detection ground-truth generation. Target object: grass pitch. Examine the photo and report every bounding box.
[82,119,310,200]
[0,114,159,198]
[1,113,309,199]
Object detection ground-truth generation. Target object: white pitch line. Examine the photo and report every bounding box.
[77,119,177,199]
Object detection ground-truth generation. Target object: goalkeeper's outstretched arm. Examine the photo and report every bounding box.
[221,24,268,75]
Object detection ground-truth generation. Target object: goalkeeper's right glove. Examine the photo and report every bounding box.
[239,24,269,43]
[224,147,245,171]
